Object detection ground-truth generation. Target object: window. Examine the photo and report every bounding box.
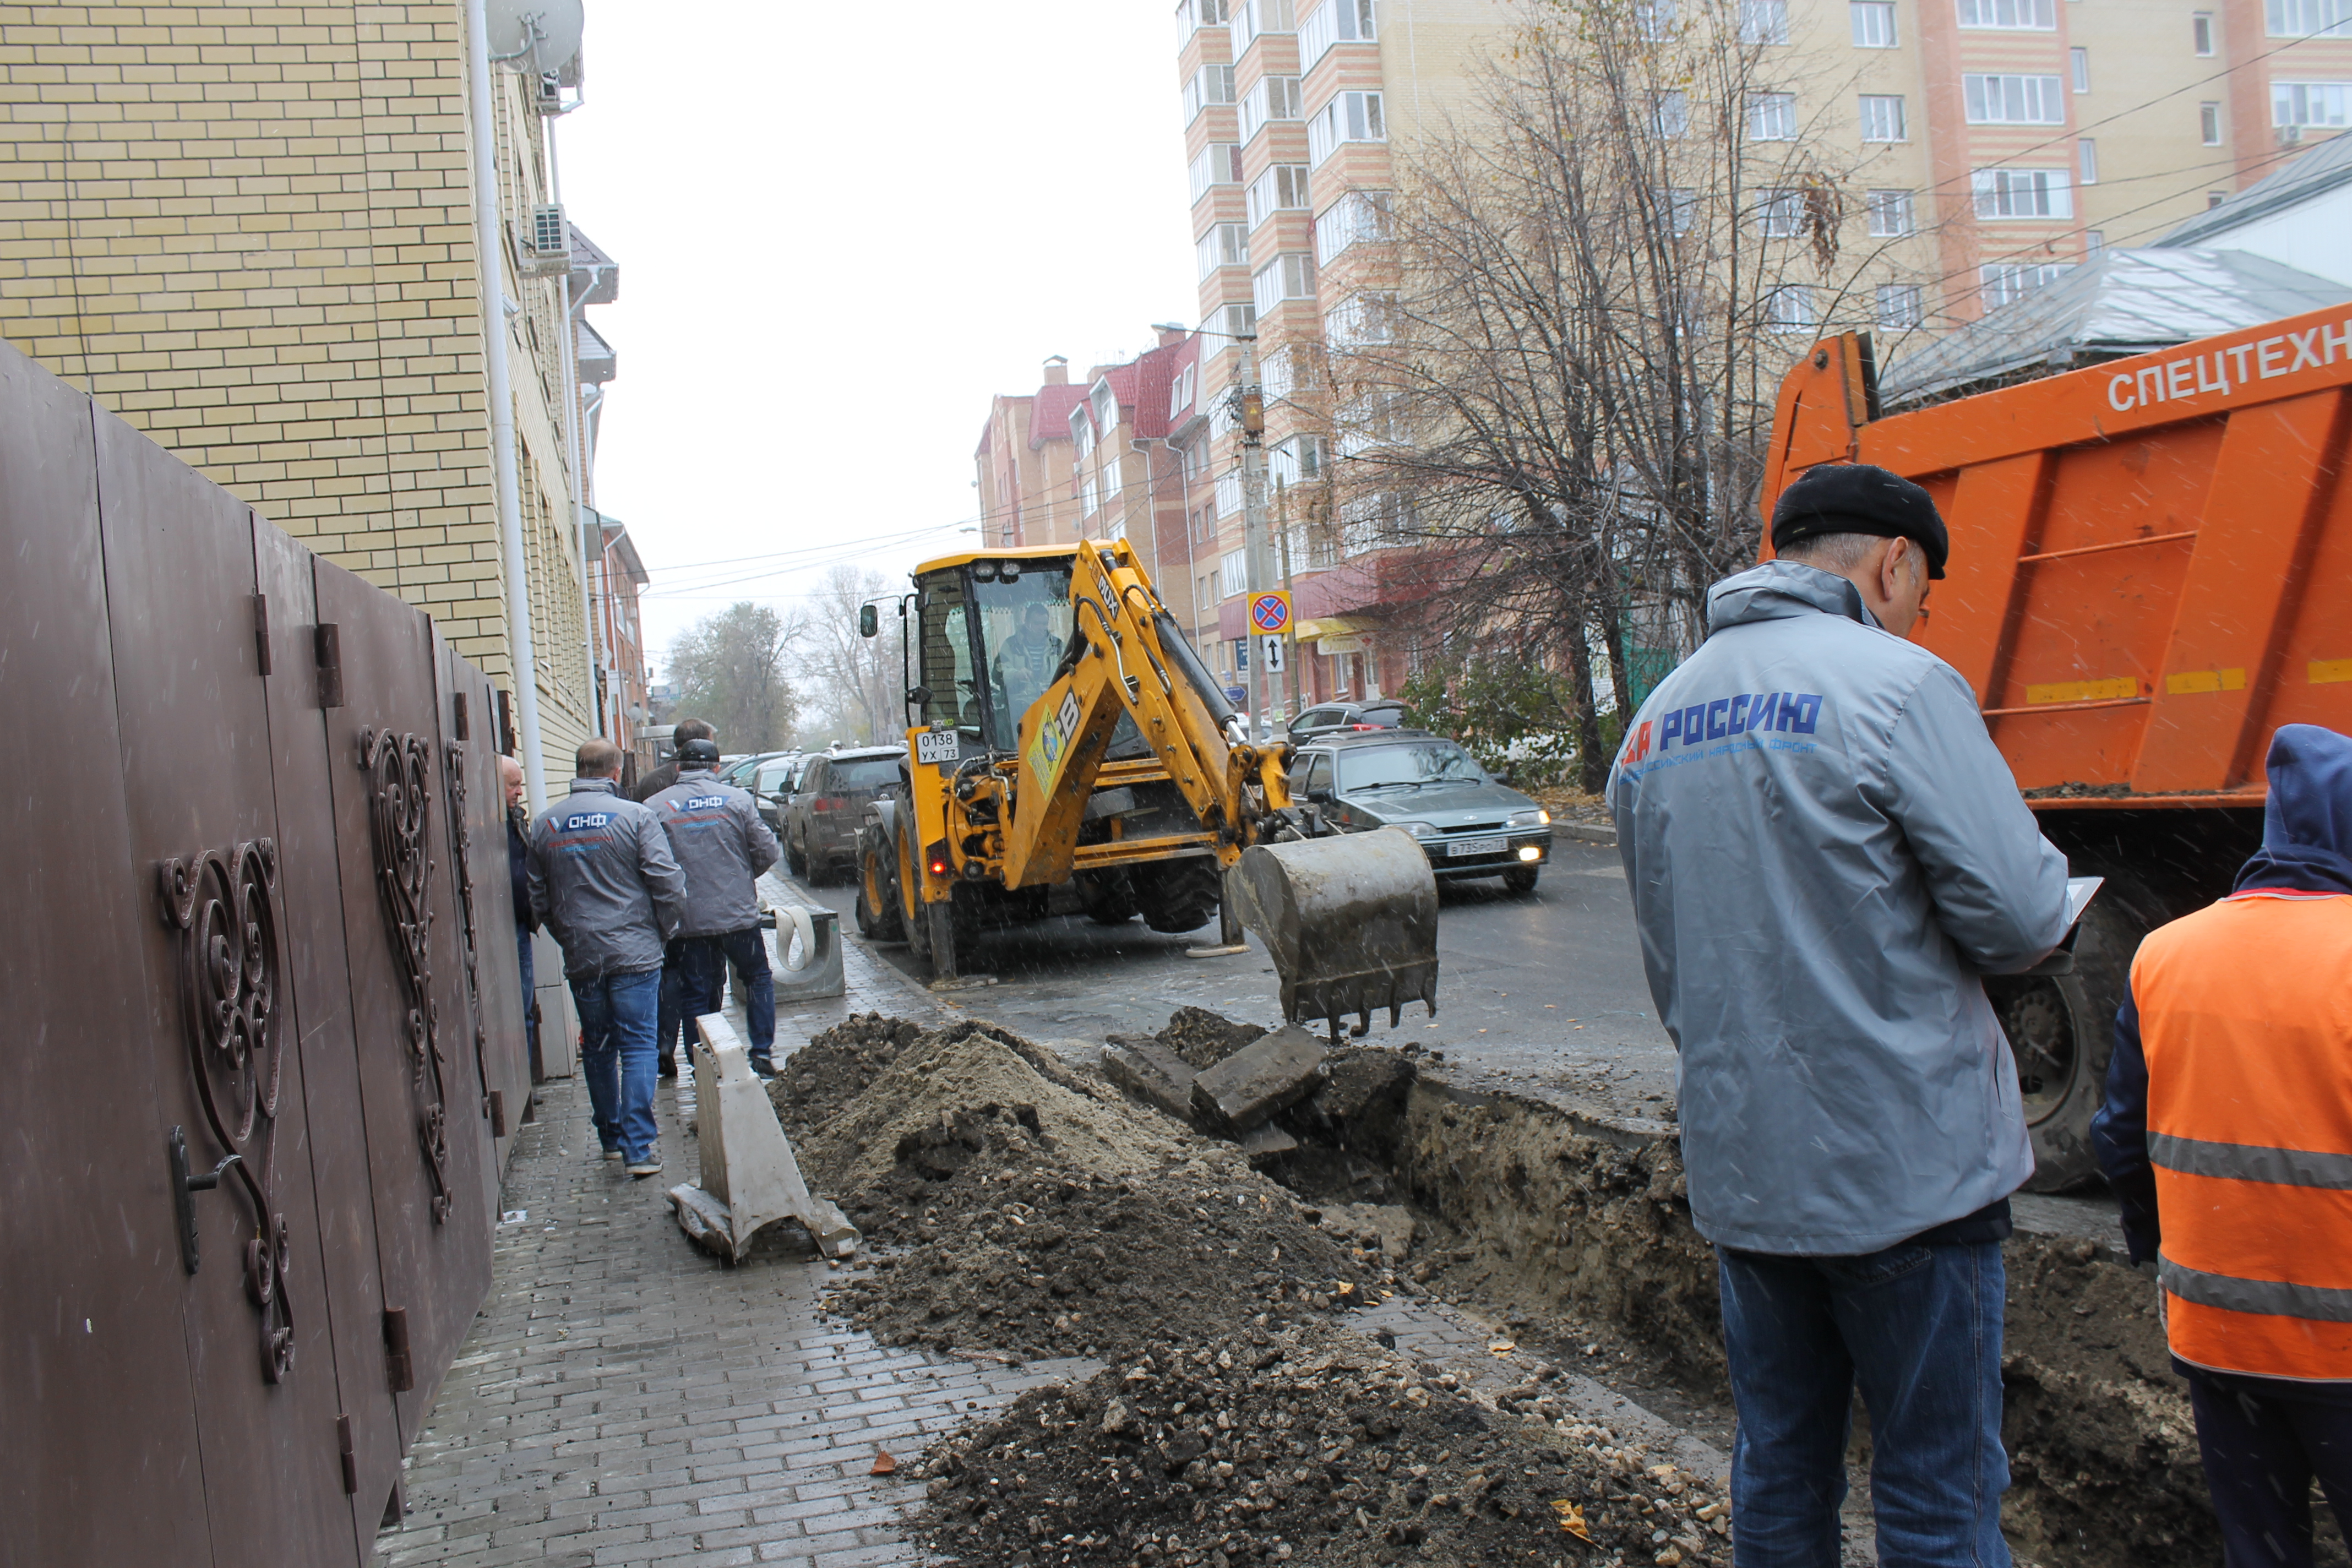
[1654,90,1692,138]
[1851,2,1898,45]
[1271,432,1327,485]
[1300,0,1377,66]
[1972,166,2072,217]
[1757,188,1805,236]
[1071,405,1095,459]
[1219,547,1247,597]
[1325,290,1396,346]
[1964,74,2066,123]
[1204,301,1258,342]
[1860,94,1908,139]
[1232,0,1297,47]
[1766,286,1819,333]
[1314,189,1393,261]
[1261,343,1300,400]
[1637,0,1679,37]
[1958,0,2055,26]
[1080,471,1100,516]
[1980,261,2070,308]
[1740,0,1790,42]
[2201,101,2223,143]
[1197,222,1249,278]
[2192,10,2215,51]
[1875,284,1923,328]
[2078,137,2099,182]
[1307,91,1386,165]
[1246,164,1312,228]
[2269,0,2352,35]
[2274,80,2352,125]
[1868,188,1916,235]
[1189,143,1243,200]
[1185,63,1237,123]
[1240,74,1303,140]
[1251,251,1316,313]
[2071,46,2089,91]
[1093,382,1118,433]
[1749,92,1797,140]
[2086,228,2105,252]
[1659,186,1698,233]
[1176,0,1232,50]
[1169,364,1197,420]
[2209,189,2229,206]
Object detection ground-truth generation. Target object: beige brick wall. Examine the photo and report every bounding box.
[0,1,592,782]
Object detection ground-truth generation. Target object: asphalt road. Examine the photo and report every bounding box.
[791,837,1683,1120]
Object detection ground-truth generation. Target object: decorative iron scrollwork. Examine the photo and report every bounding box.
[443,740,493,1106]
[158,840,297,1383]
[359,728,453,1224]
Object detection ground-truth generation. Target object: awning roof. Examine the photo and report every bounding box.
[2158,128,2352,249]
[1294,616,1373,640]
[1877,247,2352,407]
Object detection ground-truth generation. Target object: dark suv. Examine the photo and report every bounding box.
[783,747,907,885]
[1287,698,1408,743]
[1287,729,1553,894]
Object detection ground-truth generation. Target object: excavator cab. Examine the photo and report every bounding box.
[907,556,1149,760]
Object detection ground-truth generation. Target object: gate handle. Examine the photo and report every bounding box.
[168,1125,242,1276]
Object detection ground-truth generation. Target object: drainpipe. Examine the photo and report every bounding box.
[547,121,605,743]
[465,0,547,810]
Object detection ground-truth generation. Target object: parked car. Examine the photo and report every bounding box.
[1287,698,1408,744]
[1286,729,1553,894]
[748,753,803,831]
[783,745,907,886]
[718,749,788,788]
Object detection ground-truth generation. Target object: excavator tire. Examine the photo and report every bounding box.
[1078,868,1139,926]
[854,817,903,942]
[1131,857,1224,935]
[1991,874,2155,1193]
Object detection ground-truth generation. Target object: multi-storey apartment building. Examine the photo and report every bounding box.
[974,357,1086,550]
[594,514,656,780]
[0,2,615,796]
[1169,0,2352,705]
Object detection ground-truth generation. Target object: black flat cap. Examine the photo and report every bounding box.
[1771,462,1948,579]
[678,738,721,766]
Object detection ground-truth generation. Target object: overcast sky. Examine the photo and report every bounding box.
[557,2,1196,679]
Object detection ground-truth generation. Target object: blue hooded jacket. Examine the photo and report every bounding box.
[2092,723,2352,1269]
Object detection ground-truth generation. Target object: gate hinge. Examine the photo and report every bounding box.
[253,594,273,677]
[315,623,344,709]
[489,1090,507,1137]
[383,1306,413,1393]
[337,1413,358,1494]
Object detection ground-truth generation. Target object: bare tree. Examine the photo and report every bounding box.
[792,566,902,748]
[667,601,803,753]
[1299,0,1901,789]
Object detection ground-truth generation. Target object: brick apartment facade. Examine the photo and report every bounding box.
[1167,0,2352,706]
[0,2,616,788]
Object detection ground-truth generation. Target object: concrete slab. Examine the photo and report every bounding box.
[1189,1022,1327,1128]
[1099,1037,1198,1123]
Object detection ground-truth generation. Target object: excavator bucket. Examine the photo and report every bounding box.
[1232,828,1440,1043]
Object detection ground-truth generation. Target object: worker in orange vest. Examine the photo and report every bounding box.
[2092,723,2352,1567]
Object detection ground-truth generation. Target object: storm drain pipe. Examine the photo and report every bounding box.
[465,0,548,810]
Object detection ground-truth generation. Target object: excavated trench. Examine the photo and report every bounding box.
[1256,1052,2348,1568]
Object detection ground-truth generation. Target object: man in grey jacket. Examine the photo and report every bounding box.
[1609,463,2071,1567]
[529,737,688,1177]
[647,737,783,1076]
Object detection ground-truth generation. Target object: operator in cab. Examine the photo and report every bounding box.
[992,598,1065,730]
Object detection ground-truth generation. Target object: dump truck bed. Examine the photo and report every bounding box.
[1764,305,2352,805]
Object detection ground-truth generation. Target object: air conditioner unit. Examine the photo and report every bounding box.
[2279,124,2304,147]
[516,203,569,277]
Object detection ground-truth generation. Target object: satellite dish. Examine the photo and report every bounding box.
[483,0,584,71]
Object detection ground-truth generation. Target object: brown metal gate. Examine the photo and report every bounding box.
[0,342,529,1566]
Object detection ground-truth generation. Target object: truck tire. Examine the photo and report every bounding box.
[855,819,903,943]
[786,826,808,881]
[1130,857,1223,934]
[1079,867,1139,926]
[1989,878,2155,1193]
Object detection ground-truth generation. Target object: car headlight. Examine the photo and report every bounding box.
[1394,820,1436,837]
[1508,808,1550,828]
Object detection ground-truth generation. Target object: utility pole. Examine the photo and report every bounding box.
[1236,332,1270,739]
[1277,475,1298,721]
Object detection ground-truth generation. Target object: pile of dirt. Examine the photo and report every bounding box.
[772,1015,1375,1364]
[915,1319,1730,1567]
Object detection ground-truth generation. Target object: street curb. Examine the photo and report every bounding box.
[1559,822,1618,847]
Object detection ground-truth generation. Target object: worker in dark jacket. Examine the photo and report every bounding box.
[633,717,714,1077]
[502,755,541,1081]
[529,737,687,1177]
[648,737,783,1076]
[2092,723,2352,1568]
[1609,463,2071,1566]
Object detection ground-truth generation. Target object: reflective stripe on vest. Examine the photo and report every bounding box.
[2133,890,2352,1382]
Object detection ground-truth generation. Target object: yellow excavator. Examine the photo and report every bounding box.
[852,537,1440,1041]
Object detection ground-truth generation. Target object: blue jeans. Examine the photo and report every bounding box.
[571,967,661,1161]
[677,926,776,1064]
[1718,1240,2011,1568]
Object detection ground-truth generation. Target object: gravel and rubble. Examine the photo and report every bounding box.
[914,1318,1730,1567]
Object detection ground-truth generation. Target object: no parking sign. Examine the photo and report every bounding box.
[1249,591,1291,634]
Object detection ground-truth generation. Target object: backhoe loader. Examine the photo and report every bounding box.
[852,537,1440,1041]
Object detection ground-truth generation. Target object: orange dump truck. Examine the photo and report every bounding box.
[1762,306,2352,1187]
